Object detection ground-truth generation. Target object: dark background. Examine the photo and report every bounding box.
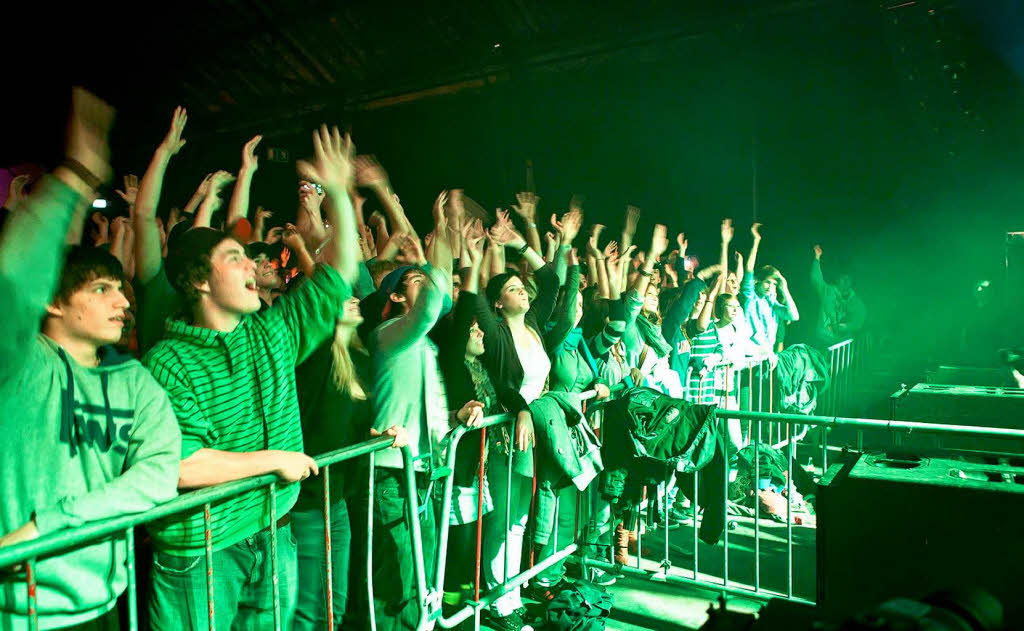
[2,0,1022,368]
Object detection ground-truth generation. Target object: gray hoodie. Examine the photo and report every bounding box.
[0,177,181,630]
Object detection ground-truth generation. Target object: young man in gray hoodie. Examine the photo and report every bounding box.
[0,89,182,630]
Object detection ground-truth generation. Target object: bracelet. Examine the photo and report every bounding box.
[638,268,652,278]
[529,222,537,228]
[516,243,529,257]
[60,157,103,191]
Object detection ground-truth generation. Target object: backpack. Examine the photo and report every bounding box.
[541,580,614,631]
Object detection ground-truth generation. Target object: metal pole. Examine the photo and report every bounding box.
[126,527,137,630]
[505,435,513,584]
[786,425,793,600]
[367,452,377,631]
[754,419,760,593]
[204,502,216,631]
[475,428,487,602]
[269,484,281,631]
[324,465,334,631]
[26,558,37,631]
[400,448,430,631]
[722,415,729,588]
[692,472,699,581]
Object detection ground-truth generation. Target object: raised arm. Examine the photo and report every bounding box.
[0,88,113,385]
[746,222,762,273]
[354,155,417,238]
[490,209,546,271]
[587,224,610,299]
[544,254,581,350]
[181,173,211,217]
[550,207,582,285]
[511,191,542,256]
[620,205,640,288]
[773,270,800,323]
[133,107,188,283]
[193,170,234,229]
[282,227,316,278]
[629,223,668,298]
[296,125,359,283]
[225,134,262,228]
[810,244,828,297]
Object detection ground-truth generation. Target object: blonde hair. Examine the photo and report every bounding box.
[330,323,368,400]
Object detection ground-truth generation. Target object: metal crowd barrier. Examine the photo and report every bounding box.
[431,384,617,631]
[0,435,407,631]
[579,409,1024,606]
[0,338,880,631]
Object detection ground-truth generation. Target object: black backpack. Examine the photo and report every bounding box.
[541,580,613,631]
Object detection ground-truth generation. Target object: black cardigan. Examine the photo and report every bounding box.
[460,263,560,414]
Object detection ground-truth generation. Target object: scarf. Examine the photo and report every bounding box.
[635,312,672,358]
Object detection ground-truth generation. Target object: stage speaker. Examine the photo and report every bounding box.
[890,383,1024,454]
[817,451,1024,626]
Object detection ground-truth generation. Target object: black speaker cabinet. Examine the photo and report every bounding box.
[890,383,1024,454]
[817,451,1024,625]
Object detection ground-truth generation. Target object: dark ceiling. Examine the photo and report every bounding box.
[2,0,840,156]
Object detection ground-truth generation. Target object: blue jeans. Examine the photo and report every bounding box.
[147,524,298,631]
[292,500,352,630]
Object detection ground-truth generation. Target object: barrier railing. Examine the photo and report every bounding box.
[431,384,617,631]
[580,407,1024,606]
[0,435,407,631]
[0,336,882,630]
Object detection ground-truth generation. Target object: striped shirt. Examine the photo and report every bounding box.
[143,264,350,554]
[685,321,724,405]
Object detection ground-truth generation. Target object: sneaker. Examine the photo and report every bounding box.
[588,568,618,586]
[483,610,529,631]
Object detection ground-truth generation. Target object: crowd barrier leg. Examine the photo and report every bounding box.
[366,452,377,631]
[203,502,216,630]
[754,418,760,593]
[269,485,282,631]
[126,527,137,630]
[26,559,37,631]
[322,465,334,631]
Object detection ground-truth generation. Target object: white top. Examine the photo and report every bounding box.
[515,329,551,404]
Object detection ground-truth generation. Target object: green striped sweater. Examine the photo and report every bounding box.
[143,264,350,554]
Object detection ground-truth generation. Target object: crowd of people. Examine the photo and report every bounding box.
[0,89,867,631]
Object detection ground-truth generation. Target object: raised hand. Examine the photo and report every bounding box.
[432,190,449,231]
[676,232,688,255]
[159,106,187,157]
[490,210,524,247]
[603,239,618,259]
[624,205,640,236]
[359,224,376,257]
[568,247,580,266]
[556,208,583,245]
[512,191,540,221]
[296,125,354,195]
[465,233,486,267]
[206,171,235,202]
[721,218,734,243]
[115,174,139,208]
[461,217,485,242]
[353,155,389,190]
[64,87,116,187]
[241,134,263,172]
[751,222,763,241]
[814,244,823,260]
[587,224,605,256]
[649,224,669,257]
[255,207,273,223]
[395,233,426,266]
